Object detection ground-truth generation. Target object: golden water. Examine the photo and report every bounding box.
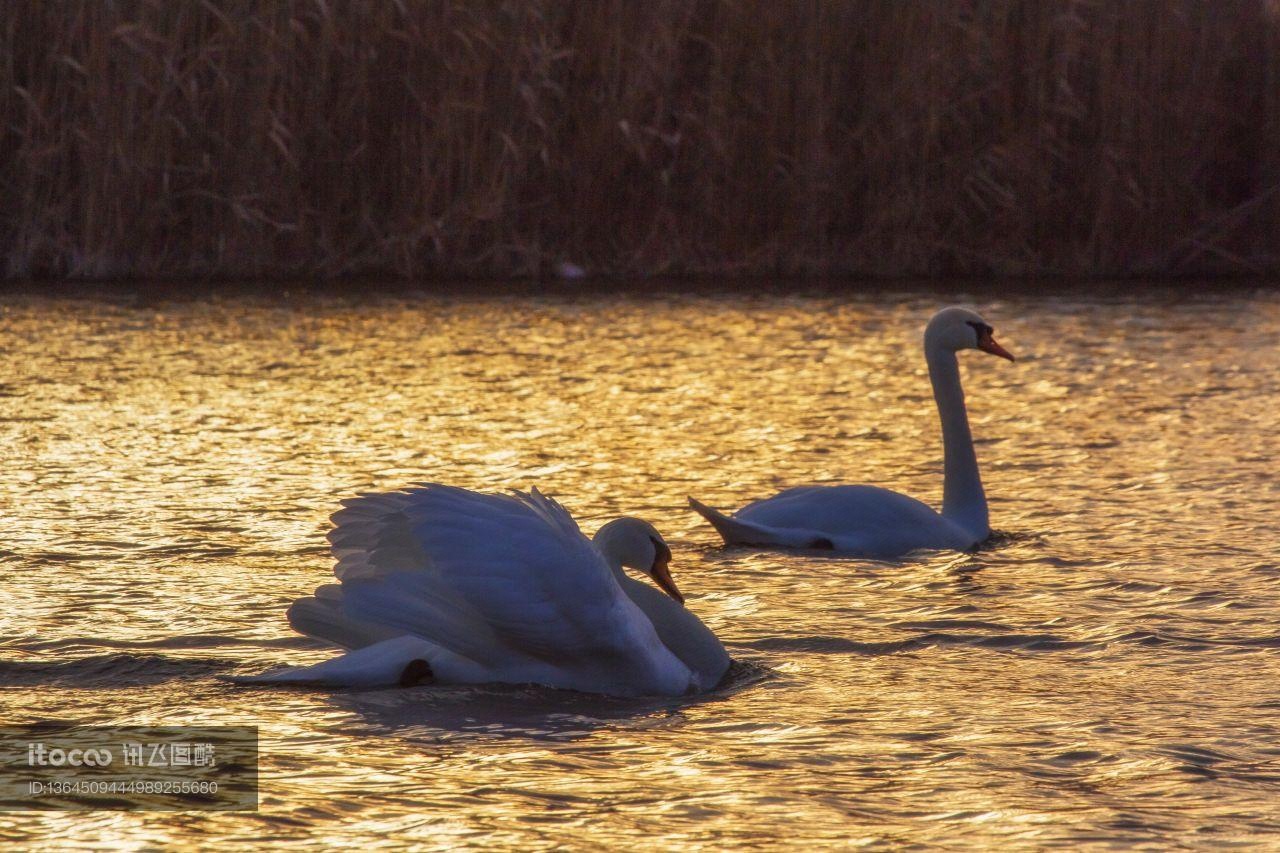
[2,287,1279,848]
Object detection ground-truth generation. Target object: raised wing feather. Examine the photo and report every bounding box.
[323,484,689,692]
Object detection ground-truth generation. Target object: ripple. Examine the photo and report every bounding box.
[739,636,929,655]
[4,634,318,653]
[5,289,1280,848]
[0,653,235,687]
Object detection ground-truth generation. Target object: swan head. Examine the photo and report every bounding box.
[924,306,1015,361]
[592,517,684,605]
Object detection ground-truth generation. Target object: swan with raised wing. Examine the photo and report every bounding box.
[690,307,1015,559]
[249,484,729,696]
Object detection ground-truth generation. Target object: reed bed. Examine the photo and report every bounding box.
[3,1,1279,280]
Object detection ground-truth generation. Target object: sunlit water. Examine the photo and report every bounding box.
[2,285,1279,849]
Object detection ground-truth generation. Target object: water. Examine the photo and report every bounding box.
[2,285,1279,848]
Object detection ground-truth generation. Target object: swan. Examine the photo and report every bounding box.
[247,484,730,696]
[689,306,1015,559]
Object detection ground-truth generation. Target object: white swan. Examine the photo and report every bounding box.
[690,306,1015,558]
[249,484,730,696]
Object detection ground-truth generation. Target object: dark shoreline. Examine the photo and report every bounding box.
[2,276,1276,304]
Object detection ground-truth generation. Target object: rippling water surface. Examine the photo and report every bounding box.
[2,285,1279,848]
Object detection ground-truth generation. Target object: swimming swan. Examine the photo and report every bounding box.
[690,306,1015,559]
[249,484,730,696]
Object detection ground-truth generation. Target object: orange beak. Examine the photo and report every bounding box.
[978,334,1015,362]
[649,551,685,605]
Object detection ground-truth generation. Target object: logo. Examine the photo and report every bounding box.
[27,743,114,767]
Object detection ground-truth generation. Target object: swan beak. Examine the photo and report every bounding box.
[649,551,685,605]
[979,335,1015,362]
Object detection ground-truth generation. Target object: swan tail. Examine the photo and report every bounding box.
[687,497,746,543]
[233,635,485,688]
[688,497,780,545]
[688,497,836,549]
[286,593,402,651]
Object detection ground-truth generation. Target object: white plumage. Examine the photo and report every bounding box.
[249,484,729,697]
[691,307,1016,559]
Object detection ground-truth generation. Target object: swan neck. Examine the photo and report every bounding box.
[591,529,627,577]
[926,345,988,537]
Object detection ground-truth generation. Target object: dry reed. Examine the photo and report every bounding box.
[3,1,1279,280]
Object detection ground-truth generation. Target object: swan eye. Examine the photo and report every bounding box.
[648,535,672,567]
[965,320,994,342]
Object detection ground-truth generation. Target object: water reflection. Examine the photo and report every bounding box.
[319,661,772,744]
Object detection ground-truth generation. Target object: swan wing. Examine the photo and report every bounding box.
[318,484,694,694]
[692,486,973,558]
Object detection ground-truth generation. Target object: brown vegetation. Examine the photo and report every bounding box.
[3,1,1280,280]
